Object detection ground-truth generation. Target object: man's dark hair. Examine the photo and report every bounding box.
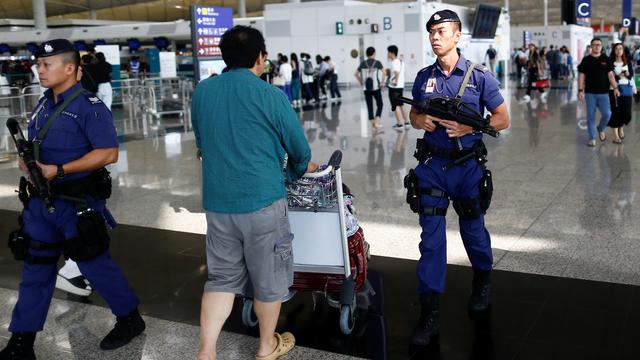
[95,52,106,62]
[366,47,375,57]
[387,45,398,56]
[281,55,288,63]
[591,37,602,45]
[60,51,80,69]
[324,56,331,61]
[219,25,266,69]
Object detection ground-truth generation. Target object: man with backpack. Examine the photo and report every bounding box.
[355,47,385,132]
[300,53,317,104]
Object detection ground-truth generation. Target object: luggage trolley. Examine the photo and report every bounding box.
[242,150,366,335]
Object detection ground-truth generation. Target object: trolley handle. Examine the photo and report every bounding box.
[302,165,333,179]
[301,150,342,178]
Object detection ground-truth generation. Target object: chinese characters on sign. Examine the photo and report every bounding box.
[192,6,233,59]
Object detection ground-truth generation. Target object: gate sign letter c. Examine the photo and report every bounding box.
[383,17,392,30]
[577,0,590,18]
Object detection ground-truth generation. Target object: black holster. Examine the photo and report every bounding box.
[7,226,61,264]
[7,229,28,261]
[479,169,493,214]
[90,167,112,200]
[64,209,110,262]
[404,169,421,213]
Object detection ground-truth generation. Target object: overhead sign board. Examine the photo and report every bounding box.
[576,0,591,26]
[622,0,632,28]
[191,5,233,82]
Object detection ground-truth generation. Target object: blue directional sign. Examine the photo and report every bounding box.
[622,0,632,28]
[192,6,233,58]
[576,0,591,26]
[191,5,233,81]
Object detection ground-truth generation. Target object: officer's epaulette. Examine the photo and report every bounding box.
[83,92,104,105]
[417,65,434,75]
[469,61,488,73]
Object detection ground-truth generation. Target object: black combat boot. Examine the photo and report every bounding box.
[0,332,36,360]
[410,293,440,346]
[100,308,146,350]
[468,270,491,315]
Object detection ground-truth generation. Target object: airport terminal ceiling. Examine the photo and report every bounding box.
[0,0,639,25]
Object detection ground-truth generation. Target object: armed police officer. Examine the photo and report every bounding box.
[407,11,510,346]
[0,39,144,360]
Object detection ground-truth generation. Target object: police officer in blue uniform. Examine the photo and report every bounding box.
[0,39,144,360]
[407,11,510,346]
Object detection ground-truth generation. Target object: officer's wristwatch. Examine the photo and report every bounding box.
[56,164,66,180]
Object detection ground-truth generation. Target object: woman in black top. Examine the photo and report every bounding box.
[525,46,545,99]
[607,43,635,143]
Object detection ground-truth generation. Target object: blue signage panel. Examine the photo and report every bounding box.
[191,5,233,81]
[622,0,632,27]
[192,6,233,57]
[576,0,591,26]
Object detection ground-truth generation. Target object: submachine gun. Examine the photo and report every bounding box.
[6,117,55,213]
[395,96,499,138]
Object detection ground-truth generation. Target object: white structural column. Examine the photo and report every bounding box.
[33,0,47,30]
[543,0,548,26]
[238,0,246,18]
[90,9,97,19]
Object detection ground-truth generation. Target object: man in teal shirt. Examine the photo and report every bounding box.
[192,26,317,360]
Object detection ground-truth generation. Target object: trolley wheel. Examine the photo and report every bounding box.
[339,304,356,335]
[242,298,258,328]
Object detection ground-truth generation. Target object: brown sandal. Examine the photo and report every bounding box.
[255,332,295,360]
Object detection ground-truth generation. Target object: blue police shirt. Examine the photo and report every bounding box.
[28,82,118,183]
[411,53,504,150]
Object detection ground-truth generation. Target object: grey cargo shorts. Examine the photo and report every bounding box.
[204,198,294,302]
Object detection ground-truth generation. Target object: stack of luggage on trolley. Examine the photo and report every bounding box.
[242,150,372,335]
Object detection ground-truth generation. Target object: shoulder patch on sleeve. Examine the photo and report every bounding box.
[84,93,103,105]
[472,63,488,73]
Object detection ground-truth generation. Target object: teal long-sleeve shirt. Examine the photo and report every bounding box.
[191,68,311,213]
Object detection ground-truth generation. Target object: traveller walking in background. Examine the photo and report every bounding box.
[607,43,635,144]
[387,45,409,131]
[355,46,385,132]
[577,37,620,147]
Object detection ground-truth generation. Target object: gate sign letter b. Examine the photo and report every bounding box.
[383,17,392,30]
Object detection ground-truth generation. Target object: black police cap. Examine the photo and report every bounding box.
[426,10,461,31]
[36,39,77,58]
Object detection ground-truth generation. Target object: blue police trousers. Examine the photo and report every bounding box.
[414,156,493,295]
[10,197,139,333]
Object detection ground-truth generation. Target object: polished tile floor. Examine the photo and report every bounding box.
[0,80,639,359]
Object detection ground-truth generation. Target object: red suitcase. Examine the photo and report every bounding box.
[290,226,368,293]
